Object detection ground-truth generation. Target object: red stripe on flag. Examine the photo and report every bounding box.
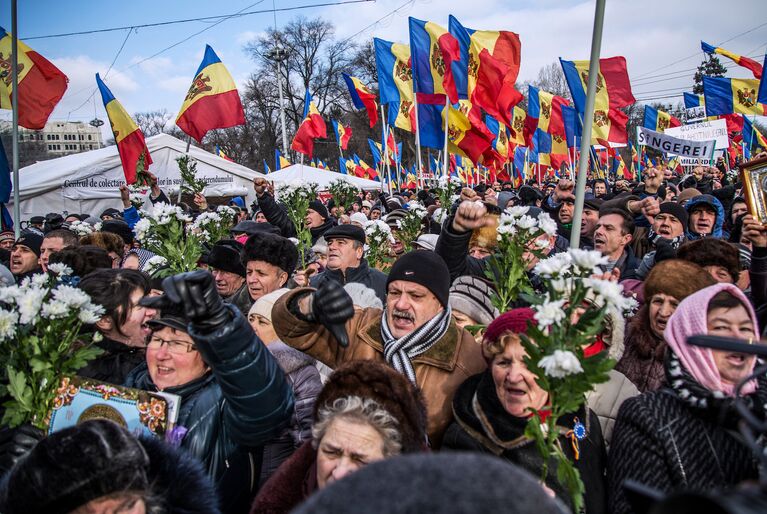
[436,32,460,104]
[176,89,245,143]
[117,129,152,184]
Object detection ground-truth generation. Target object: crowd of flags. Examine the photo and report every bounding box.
[1,20,767,193]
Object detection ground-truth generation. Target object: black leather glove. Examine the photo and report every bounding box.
[141,270,231,333]
[311,280,354,347]
[0,423,44,475]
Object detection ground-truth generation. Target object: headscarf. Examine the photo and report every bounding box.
[664,283,759,396]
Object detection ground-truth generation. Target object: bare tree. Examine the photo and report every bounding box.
[532,61,571,99]
[134,109,173,137]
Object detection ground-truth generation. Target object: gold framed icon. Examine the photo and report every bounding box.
[740,156,767,224]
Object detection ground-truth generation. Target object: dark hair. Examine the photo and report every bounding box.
[79,269,150,335]
[80,232,125,258]
[44,228,79,248]
[49,245,112,277]
[598,207,635,235]
[707,290,749,314]
[677,239,740,283]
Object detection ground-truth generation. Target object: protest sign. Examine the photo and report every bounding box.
[636,126,716,159]
[665,118,729,150]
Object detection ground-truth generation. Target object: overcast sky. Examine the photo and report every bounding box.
[1,0,764,135]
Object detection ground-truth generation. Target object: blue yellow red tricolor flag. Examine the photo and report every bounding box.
[701,41,762,79]
[509,106,526,146]
[275,149,291,170]
[214,145,234,162]
[0,27,68,129]
[373,38,415,132]
[96,73,152,184]
[683,92,705,108]
[485,115,511,161]
[703,76,767,116]
[449,16,522,127]
[562,104,581,149]
[409,17,460,104]
[342,73,378,128]
[643,105,681,133]
[263,159,271,174]
[176,45,245,143]
[443,102,494,165]
[560,56,635,145]
[331,120,352,150]
[743,115,767,153]
[292,90,327,158]
[759,54,767,105]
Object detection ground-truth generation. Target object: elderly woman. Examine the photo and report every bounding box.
[252,360,428,514]
[443,308,607,513]
[125,271,294,514]
[248,288,323,486]
[608,283,767,513]
[616,260,716,392]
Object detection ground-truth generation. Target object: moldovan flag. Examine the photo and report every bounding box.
[683,92,705,108]
[215,145,234,161]
[703,76,767,116]
[701,41,762,79]
[643,105,681,133]
[342,74,378,127]
[0,27,68,129]
[526,85,569,143]
[449,16,522,127]
[485,115,510,161]
[292,90,327,158]
[743,115,767,151]
[275,149,291,170]
[176,45,245,143]
[331,120,352,150]
[409,17,460,104]
[373,38,415,132]
[562,104,581,149]
[560,56,635,145]
[443,102,494,165]
[509,106,526,146]
[96,73,152,184]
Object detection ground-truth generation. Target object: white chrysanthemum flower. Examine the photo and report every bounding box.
[569,248,608,273]
[41,300,69,319]
[533,252,572,277]
[133,218,152,242]
[53,285,91,309]
[515,215,538,231]
[551,277,576,295]
[18,288,47,324]
[0,286,20,304]
[93,221,103,231]
[143,255,168,274]
[0,309,17,339]
[536,212,558,237]
[539,350,584,378]
[47,263,73,276]
[79,302,105,324]
[216,205,236,218]
[68,220,94,236]
[533,299,567,329]
[31,273,48,287]
[506,205,530,218]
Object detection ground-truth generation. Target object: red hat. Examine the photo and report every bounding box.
[482,308,535,362]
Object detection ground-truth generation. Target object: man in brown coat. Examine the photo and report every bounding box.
[272,250,486,447]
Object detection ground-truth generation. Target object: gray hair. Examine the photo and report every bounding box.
[312,396,402,457]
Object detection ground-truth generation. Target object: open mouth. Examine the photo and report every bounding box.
[504,386,527,397]
[725,353,748,367]
[156,365,174,377]
[658,227,672,236]
[593,235,606,248]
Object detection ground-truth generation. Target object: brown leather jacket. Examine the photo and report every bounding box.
[272,288,487,447]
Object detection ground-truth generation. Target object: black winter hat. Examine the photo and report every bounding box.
[100,219,134,245]
[658,201,689,228]
[3,420,149,514]
[323,224,366,245]
[99,207,122,220]
[387,250,450,306]
[207,239,246,277]
[231,220,281,236]
[13,231,44,257]
[518,185,542,206]
[308,200,329,220]
[243,232,299,275]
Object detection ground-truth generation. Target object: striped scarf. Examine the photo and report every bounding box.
[380,306,452,383]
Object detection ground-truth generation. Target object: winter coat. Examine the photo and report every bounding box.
[259,341,322,487]
[78,337,146,386]
[443,371,607,514]
[309,259,388,304]
[125,306,294,514]
[225,281,253,317]
[255,192,296,239]
[615,306,667,393]
[607,375,767,514]
[272,288,487,447]
[251,440,317,514]
[685,194,725,240]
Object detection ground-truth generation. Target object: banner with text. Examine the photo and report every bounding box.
[636,126,716,159]
[665,118,729,149]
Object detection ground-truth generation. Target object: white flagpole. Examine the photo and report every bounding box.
[442,96,450,180]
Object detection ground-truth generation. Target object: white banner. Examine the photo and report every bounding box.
[665,118,729,149]
[636,126,716,159]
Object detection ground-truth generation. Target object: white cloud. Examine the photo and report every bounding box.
[236,31,262,45]
[157,76,191,94]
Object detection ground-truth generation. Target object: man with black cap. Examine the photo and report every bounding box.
[272,250,486,446]
[242,232,298,302]
[309,225,388,303]
[253,178,336,242]
[10,232,43,282]
[207,239,251,316]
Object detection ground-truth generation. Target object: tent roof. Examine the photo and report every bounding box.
[265,164,382,190]
[17,133,264,200]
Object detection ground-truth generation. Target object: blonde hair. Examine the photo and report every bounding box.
[483,331,522,362]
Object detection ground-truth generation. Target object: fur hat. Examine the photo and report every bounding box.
[243,232,299,276]
[100,219,134,245]
[643,259,717,301]
[314,361,428,453]
[676,239,740,283]
[207,239,246,277]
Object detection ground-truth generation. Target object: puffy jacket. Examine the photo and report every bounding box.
[125,306,294,514]
[685,194,725,239]
[78,337,146,386]
[309,259,388,304]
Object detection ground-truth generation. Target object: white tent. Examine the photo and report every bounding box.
[10,133,265,219]
[264,164,383,190]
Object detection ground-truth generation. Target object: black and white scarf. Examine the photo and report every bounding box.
[647,228,685,250]
[381,306,452,383]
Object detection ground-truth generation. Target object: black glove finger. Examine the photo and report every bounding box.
[162,275,184,305]
[328,323,350,348]
[138,294,174,311]
[187,281,208,320]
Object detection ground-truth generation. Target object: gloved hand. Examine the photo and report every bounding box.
[0,424,44,475]
[655,239,677,263]
[141,270,231,333]
[311,280,354,347]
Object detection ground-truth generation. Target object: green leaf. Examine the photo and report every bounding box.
[29,357,52,373]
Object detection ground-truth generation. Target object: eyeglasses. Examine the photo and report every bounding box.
[146,336,196,354]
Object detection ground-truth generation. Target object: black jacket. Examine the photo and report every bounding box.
[78,337,145,386]
[443,371,607,514]
[309,259,388,303]
[126,307,294,514]
[256,192,296,239]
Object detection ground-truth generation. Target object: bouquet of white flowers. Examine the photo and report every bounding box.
[0,265,105,429]
[327,179,359,214]
[396,204,427,253]
[435,175,462,217]
[188,205,237,244]
[519,248,637,511]
[67,220,99,237]
[134,203,198,277]
[365,220,395,271]
[277,179,319,268]
[486,205,558,312]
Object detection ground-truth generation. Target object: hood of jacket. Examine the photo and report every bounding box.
[685,194,724,239]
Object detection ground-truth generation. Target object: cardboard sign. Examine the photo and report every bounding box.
[665,118,730,150]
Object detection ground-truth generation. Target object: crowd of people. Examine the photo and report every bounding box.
[0,157,765,514]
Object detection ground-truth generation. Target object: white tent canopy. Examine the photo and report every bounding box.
[10,133,265,219]
[264,164,383,190]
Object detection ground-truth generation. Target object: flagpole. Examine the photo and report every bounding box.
[412,94,424,190]
[442,96,449,180]
[570,0,606,249]
[381,105,393,195]
[11,0,19,238]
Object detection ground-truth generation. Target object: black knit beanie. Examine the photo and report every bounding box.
[658,201,688,228]
[308,200,329,220]
[386,250,450,307]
